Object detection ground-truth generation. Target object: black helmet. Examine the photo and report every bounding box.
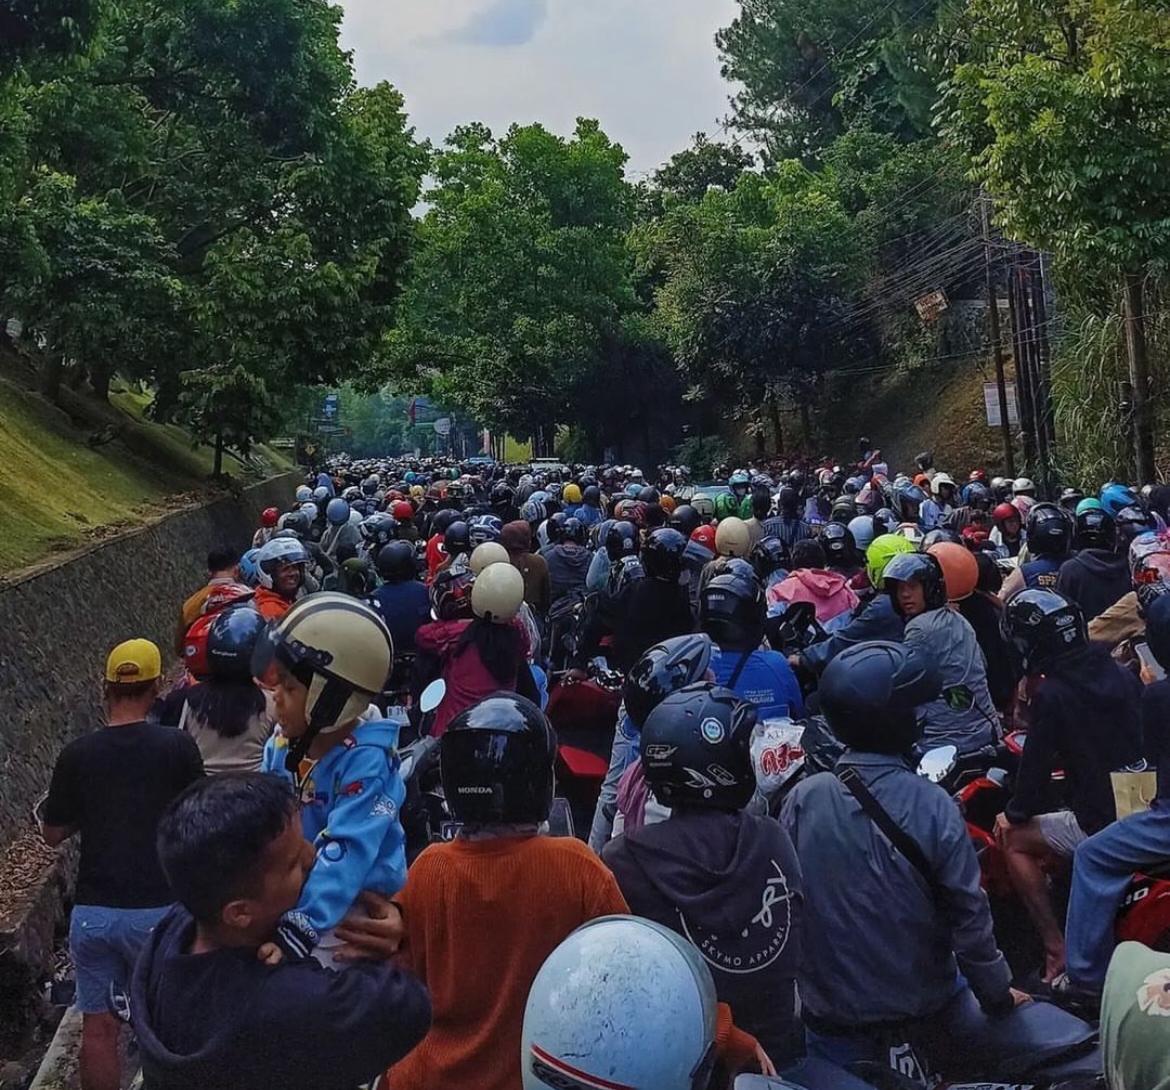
[360,513,399,549]
[444,520,471,557]
[490,482,515,510]
[561,517,587,545]
[1144,593,1170,673]
[430,508,461,537]
[1074,507,1115,551]
[750,537,788,582]
[778,485,800,514]
[700,567,765,650]
[1001,588,1087,675]
[820,521,856,565]
[582,484,601,506]
[641,683,758,811]
[376,541,416,583]
[623,634,716,730]
[1025,503,1072,558]
[830,497,856,525]
[915,451,934,472]
[545,511,568,545]
[1059,487,1085,512]
[207,606,267,681]
[642,527,687,581]
[872,508,899,537]
[921,527,962,550]
[820,641,942,754]
[605,520,640,562]
[638,485,661,505]
[670,504,701,537]
[282,510,312,539]
[440,692,555,825]
[882,552,947,616]
[1116,504,1156,545]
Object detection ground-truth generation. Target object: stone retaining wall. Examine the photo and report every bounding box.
[0,473,298,846]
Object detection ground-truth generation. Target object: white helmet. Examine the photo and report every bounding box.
[256,537,309,590]
[714,516,751,558]
[469,541,510,575]
[295,485,312,503]
[471,561,524,623]
[1013,477,1036,496]
[932,472,956,494]
[521,916,718,1090]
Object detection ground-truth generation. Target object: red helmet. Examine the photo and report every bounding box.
[690,525,716,552]
[392,500,414,521]
[969,468,988,484]
[993,502,1019,526]
[261,506,280,528]
[386,489,405,502]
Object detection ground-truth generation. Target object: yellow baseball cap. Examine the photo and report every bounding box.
[105,638,162,684]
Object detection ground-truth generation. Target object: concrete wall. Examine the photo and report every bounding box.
[0,474,298,846]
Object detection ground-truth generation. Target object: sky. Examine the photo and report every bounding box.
[336,0,743,178]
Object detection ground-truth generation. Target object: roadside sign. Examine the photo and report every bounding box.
[984,382,1019,428]
[915,290,949,323]
[322,394,339,420]
[433,417,452,437]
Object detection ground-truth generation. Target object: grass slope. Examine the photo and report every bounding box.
[0,371,291,574]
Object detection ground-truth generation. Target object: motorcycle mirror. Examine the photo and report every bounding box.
[420,679,447,715]
[918,744,958,783]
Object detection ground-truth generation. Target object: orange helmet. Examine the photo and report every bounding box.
[928,541,980,601]
[660,494,677,515]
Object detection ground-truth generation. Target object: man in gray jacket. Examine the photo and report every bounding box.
[781,641,1027,1080]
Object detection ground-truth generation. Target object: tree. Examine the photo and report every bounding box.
[943,0,1170,480]
[652,132,755,202]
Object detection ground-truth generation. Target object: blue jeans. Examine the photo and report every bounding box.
[70,904,170,1013]
[1066,804,1170,987]
[587,712,637,852]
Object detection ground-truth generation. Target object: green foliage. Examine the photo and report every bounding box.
[652,133,755,203]
[674,435,731,480]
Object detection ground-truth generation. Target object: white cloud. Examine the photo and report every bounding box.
[337,0,742,176]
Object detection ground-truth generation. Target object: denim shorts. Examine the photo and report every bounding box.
[69,904,170,1014]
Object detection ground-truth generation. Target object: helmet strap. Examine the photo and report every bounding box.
[283,677,353,773]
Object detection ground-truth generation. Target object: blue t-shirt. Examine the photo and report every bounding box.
[1020,556,1063,591]
[712,647,805,720]
[367,581,431,655]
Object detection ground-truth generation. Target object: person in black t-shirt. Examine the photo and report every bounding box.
[40,638,203,1090]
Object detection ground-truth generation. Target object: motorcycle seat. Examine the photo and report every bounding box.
[558,745,609,780]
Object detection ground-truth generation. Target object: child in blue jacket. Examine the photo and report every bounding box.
[254,592,405,965]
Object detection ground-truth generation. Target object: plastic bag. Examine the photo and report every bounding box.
[751,717,807,802]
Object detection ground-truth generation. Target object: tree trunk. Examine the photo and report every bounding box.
[89,362,112,402]
[769,397,784,454]
[799,400,812,447]
[213,427,224,478]
[755,425,766,459]
[1123,270,1156,484]
[981,197,1015,477]
[42,354,64,402]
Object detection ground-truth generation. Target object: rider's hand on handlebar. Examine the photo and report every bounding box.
[565,668,588,683]
[331,892,405,962]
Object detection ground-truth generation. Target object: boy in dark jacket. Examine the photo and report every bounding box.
[133,773,430,1090]
[996,589,1143,982]
[1057,507,1129,622]
[605,684,804,1068]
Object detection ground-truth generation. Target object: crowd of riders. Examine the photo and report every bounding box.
[37,440,1170,1090]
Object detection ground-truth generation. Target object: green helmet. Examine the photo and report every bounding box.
[866,533,916,589]
[739,495,754,519]
[1075,497,1104,517]
[714,492,739,521]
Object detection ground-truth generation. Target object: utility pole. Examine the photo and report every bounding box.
[1028,252,1057,494]
[1123,271,1156,483]
[981,196,1015,477]
[1006,252,1036,474]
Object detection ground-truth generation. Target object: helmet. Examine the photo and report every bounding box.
[182,586,256,678]
[312,486,330,506]
[690,493,715,520]
[326,498,350,526]
[295,485,312,504]
[670,504,700,537]
[469,515,504,548]
[865,533,915,589]
[965,481,991,508]
[471,561,524,623]
[1101,482,1139,518]
[1025,503,1072,557]
[921,527,961,550]
[490,481,516,509]
[1001,588,1087,674]
[641,683,757,811]
[713,492,739,521]
[261,507,280,528]
[360,513,399,549]
[1134,551,1170,611]
[729,470,750,495]
[256,537,309,590]
[1145,594,1170,669]
[690,524,716,553]
[560,517,586,546]
[623,634,715,730]
[778,485,801,514]
[993,502,1020,527]
[848,515,876,553]
[281,510,312,539]
[660,494,677,515]
[831,497,856,524]
[893,482,928,523]
[700,568,764,650]
[638,485,661,505]
[299,502,320,524]
[714,516,751,558]
[391,500,414,522]
[605,520,639,562]
[442,693,554,825]
[820,641,942,754]
[361,476,379,497]
[642,527,687,582]
[342,486,362,503]
[820,521,856,565]
[927,542,979,602]
[883,552,948,615]
[562,483,582,505]
[932,472,956,497]
[1059,487,1085,511]
[1116,504,1157,544]
[1076,497,1104,516]
[582,484,601,506]
[750,537,788,582]
[872,508,900,537]
[444,520,471,557]
[208,603,269,683]
[376,541,417,583]
[238,548,262,587]
[544,511,568,545]
[251,593,394,766]
[1012,477,1036,497]
[469,541,510,575]
[430,568,475,621]
[520,499,548,526]
[1074,506,1115,551]
[521,916,718,1090]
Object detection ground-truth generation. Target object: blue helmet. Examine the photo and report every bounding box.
[1101,482,1139,519]
[326,497,350,526]
[238,548,262,588]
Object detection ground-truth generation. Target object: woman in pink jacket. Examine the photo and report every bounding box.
[766,539,859,633]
